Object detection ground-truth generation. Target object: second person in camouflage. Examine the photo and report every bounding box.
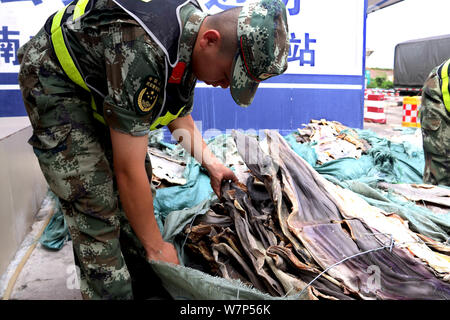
[420,59,450,186]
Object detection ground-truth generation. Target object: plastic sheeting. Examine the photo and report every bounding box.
[153,158,214,232]
[149,259,285,300]
[284,126,449,244]
[284,128,425,185]
[39,196,70,250]
[326,177,450,244]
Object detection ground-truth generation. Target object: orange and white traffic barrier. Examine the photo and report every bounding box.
[402,96,421,128]
[364,94,386,124]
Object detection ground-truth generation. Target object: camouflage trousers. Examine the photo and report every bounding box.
[420,68,450,186]
[18,28,167,299]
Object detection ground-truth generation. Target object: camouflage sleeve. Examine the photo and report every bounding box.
[422,67,443,104]
[177,93,195,118]
[101,23,167,136]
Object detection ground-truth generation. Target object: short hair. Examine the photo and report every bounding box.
[203,7,241,58]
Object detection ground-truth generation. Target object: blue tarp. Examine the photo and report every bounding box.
[284,128,425,185]
[153,157,215,232]
[39,197,70,250]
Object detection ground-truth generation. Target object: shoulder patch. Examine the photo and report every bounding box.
[134,75,162,115]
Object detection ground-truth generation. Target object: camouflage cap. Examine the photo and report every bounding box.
[231,0,289,107]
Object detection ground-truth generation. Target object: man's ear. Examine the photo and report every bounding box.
[199,29,221,49]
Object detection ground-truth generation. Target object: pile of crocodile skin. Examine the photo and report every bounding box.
[181,130,450,300]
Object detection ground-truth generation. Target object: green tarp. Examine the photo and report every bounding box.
[284,129,425,185]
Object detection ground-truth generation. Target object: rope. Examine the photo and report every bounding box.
[294,232,395,299]
[290,232,450,298]
[2,202,56,300]
[179,213,202,262]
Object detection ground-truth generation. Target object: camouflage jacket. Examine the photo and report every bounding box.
[420,63,450,185]
[62,0,206,136]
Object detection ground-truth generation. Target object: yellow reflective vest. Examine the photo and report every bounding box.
[439,58,450,113]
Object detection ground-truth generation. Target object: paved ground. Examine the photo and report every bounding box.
[1,99,424,300]
[8,241,82,300]
[0,194,82,300]
[363,99,404,138]
[364,97,414,134]
[363,97,423,148]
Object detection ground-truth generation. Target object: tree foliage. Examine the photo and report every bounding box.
[367,75,394,89]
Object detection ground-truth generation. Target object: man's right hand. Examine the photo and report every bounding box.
[146,241,180,265]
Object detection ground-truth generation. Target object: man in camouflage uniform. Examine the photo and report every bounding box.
[18,0,289,299]
[420,59,450,186]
